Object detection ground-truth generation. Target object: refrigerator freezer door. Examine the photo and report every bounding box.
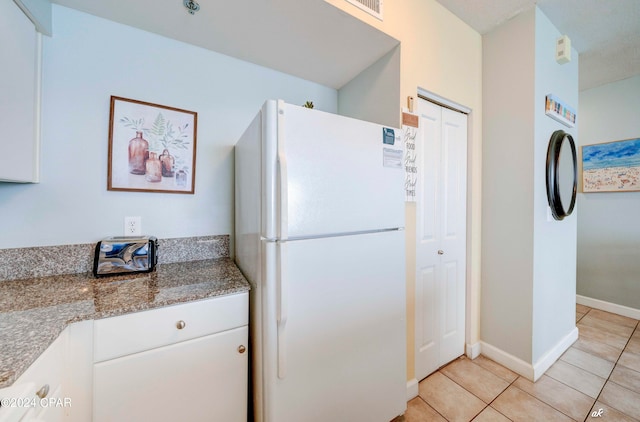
[261,231,406,422]
[269,101,404,240]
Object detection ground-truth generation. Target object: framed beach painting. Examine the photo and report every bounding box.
[582,138,640,192]
[108,96,197,194]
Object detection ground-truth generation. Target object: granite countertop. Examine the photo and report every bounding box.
[0,258,250,389]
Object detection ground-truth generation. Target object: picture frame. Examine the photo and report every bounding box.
[108,96,197,194]
[545,94,576,128]
[582,138,640,192]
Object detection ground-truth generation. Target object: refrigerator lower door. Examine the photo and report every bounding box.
[261,230,406,422]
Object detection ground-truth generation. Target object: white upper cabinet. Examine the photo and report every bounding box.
[13,0,53,35]
[0,1,49,183]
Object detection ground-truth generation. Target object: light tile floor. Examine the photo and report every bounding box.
[396,305,640,421]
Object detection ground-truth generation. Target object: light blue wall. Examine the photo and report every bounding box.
[481,6,579,367]
[531,8,578,363]
[0,5,337,249]
[577,75,640,309]
[481,8,536,363]
[338,45,401,128]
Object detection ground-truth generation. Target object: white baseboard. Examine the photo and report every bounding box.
[532,327,578,381]
[406,378,419,400]
[480,327,579,381]
[479,341,534,380]
[466,342,481,359]
[577,295,640,320]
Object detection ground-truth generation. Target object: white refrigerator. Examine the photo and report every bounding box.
[235,100,406,422]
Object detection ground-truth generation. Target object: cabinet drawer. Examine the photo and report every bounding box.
[94,293,248,362]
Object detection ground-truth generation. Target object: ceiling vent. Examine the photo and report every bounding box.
[346,0,383,20]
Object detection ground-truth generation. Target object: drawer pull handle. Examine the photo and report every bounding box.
[238,345,246,354]
[176,320,186,330]
[36,384,49,399]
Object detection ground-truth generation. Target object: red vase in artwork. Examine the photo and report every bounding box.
[128,131,149,175]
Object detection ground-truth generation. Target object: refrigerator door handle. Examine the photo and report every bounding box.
[276,100,288,240]
[276,241,288,379]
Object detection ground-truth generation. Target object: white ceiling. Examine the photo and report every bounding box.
[51,0,399,89]
[434,0,640,91]
[51,0,639,92]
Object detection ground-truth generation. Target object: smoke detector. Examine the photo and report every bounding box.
[556,35,571,64]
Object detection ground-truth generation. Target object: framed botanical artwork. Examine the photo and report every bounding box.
[108,96,197,194]
[582,138,640,192]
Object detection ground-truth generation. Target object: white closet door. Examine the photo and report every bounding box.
[415,98,467,381]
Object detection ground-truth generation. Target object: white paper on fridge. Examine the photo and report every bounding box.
[383,147,403,169]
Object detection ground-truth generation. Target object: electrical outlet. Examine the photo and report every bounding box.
[124,216,142,236]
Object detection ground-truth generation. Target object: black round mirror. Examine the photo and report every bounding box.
[546,130,577,220]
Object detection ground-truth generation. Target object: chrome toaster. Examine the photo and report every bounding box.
[93,236,158,277]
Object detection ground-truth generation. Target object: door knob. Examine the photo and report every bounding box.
[238,345,246,354]
[437,250,444,255]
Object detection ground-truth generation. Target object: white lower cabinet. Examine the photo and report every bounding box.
[31,384,63,422]
[64,320,94,422]
[93,326,248,422]
[1,292,248,422]
[92,293,249,422]
[0,329,67,422]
